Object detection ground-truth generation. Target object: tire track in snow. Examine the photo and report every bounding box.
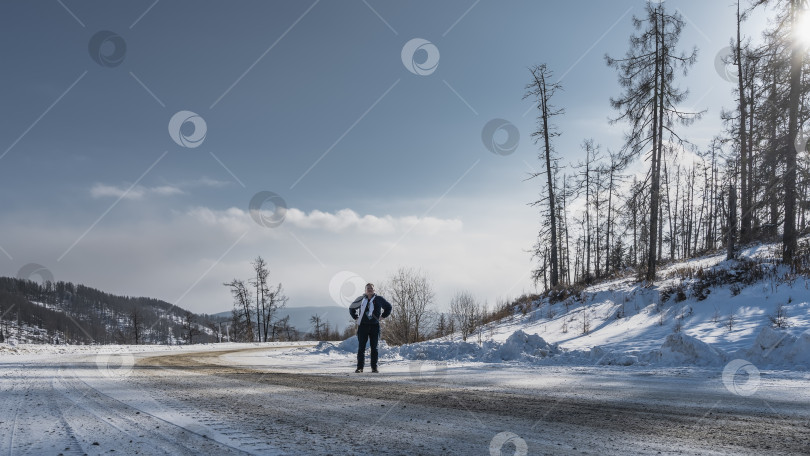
[0,363,29,456]
[54,362,252,455]
[66,356,276,455]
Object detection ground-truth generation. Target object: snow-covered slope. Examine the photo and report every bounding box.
[315,241,810,370]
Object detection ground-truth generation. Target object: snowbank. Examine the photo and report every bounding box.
[397,340,481,361]
[744,326,810,369]
[482,330,561,362]
[306,326,810,370]
[658,333,727,367]
[587,347,641,366]
[315,330,561,364]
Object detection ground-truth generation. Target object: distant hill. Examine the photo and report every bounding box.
[213,305,353,334]
[0,277,221,345]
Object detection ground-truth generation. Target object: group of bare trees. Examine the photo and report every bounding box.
[379,267,435,345]
[528,0,810,291]
[448,291,479,342]
[723,0,810,262]
[224,256,289,342]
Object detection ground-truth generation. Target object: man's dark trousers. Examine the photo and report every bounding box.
[356,324,380,370]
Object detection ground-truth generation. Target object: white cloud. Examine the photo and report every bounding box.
[91,183,184,200]
[185,177,231,188]
[187,206,255,235]
[185,206,462,235]
[283,208,462,234]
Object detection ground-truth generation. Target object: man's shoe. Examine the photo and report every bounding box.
[371,367,379,373]
[355,368,363,373]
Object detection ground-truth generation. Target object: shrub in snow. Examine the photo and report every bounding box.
[658,333,726,367]
[767,303,792,328]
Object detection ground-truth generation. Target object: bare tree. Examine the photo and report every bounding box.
[735,0,753,243]
[182,311,201,344]
[262,282,288,342]
[383,267,435,345]
[310,314,323,340]
[207,320,222,343]
[225,279,253,342]
[574,140,602,282]
[251,256,269,342]
[129,306,143,345]
[525,63,563,288]
[449,291,478,342]
[606,1,702,281]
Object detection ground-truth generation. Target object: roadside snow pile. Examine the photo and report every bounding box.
[743,326,810,369]
[310,338,396,357]
[585,333,730,367]
[397,339,481,361]
[312,326,810,370]
[658,333,727,367]
[482,330,561,362]
[320,330,562,363]
[587,347,641,366]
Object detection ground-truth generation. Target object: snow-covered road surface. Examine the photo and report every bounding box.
[1,345,808,455]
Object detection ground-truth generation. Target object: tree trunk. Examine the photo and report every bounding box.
[737,0,752,243]
[728,184,737,260]
[783,0,802,263]
[646,6,662,281]
[540,73,559,287]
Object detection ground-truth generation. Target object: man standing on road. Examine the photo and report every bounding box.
[349,283,392,373]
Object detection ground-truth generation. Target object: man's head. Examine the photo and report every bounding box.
[365,283,375,296]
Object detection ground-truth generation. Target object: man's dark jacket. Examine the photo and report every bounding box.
[349,295,392,325]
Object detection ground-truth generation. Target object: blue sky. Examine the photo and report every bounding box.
[0,0,770,314]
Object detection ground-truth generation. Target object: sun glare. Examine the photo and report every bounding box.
[795,9,810,48]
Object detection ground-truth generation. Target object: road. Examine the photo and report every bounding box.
[1,345,808,455]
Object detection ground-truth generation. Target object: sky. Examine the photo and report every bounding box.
[0,0,774,315]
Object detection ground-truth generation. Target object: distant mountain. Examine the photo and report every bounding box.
[213,305,353,334]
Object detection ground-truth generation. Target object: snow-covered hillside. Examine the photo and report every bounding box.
[308,241,810,371]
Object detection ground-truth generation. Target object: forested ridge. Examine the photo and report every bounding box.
[0,276,221,345]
